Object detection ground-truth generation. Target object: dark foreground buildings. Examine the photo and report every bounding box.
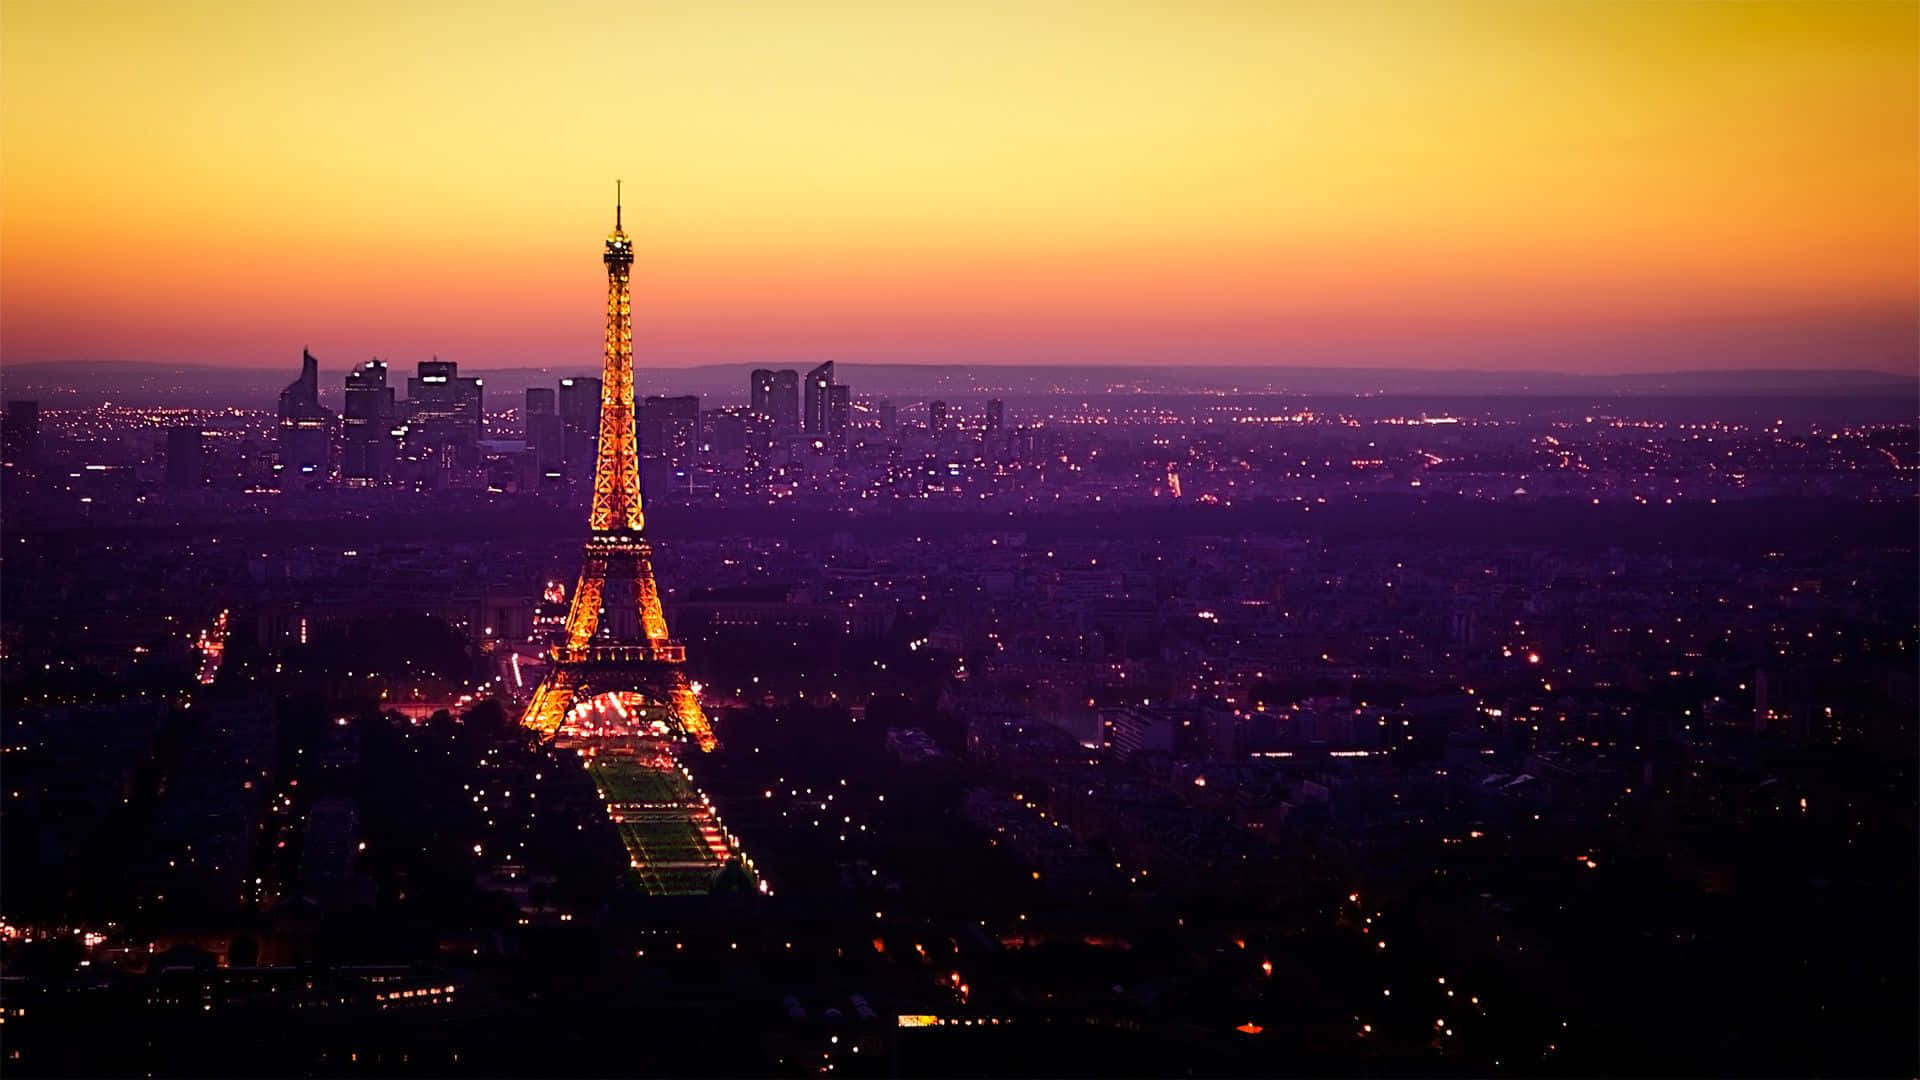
[4,290,1915,1075]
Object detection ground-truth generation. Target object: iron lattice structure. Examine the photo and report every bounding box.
[522,191,715,750]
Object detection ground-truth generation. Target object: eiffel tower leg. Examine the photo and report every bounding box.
[668,675,715,752]
[522,668,579,736]
[629,541,671,644]
[563,549,611,652]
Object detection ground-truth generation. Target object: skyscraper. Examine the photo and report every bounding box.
[774,370,799,432]
[985,398,1004,438]
[929,399,949,433]
[166,426,205,488]
[558,377,602,425]
[404,358,483,460]
[751,368,800,434]
[525,387,563,479]
[342,359,397,483]
[559,376,603,482]
[704,407,748,456]
[803,361,834,434]
[828,384,851,449]
[277,348,335,481]
[640,394,698,497]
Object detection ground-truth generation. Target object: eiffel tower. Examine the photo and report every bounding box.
[521,184,714,750]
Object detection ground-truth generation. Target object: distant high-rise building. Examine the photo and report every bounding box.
[558,376,603,480]
[3,400,40,466]
[558,377,601,424]
[828,384,851,448]
[342,359,397,483]
[803,361,834,434]
[929,399,949,433]
[166,426,205,488]
[985,398,1004,437]
[1011,425,1037,462]
[404,358,482,460]
[280,348,320,410]
[640,394,698,496]
[775,371,799,432]
[524,387,563,478]
[704,407,749,456]
[770,370,799,433]
[704,405,771,469]
[877,398,897,433]
[277,348,335,481]
[750,368,802,434]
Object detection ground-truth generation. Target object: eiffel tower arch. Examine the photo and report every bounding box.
[522,186,714,751]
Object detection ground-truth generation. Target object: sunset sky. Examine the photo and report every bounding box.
[2,0,1914,372]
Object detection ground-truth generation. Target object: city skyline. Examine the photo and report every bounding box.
[3,1,1915,373]
[3,210,1914,1074]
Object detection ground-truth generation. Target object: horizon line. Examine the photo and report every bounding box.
[4,359,1916,381]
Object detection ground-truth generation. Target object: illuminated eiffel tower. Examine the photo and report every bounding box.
[521,184,714,750]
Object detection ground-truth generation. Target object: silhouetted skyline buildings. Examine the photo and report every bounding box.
[803,360,834,437]
[404,359,483,460]
[275,348,332,478]
[3,345,1915,1077]
[342,359,396,483]
[750,367,799,433]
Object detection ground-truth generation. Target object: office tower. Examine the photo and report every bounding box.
[751,368,800,433]
[525,387,563,477]
[749,369,776,419]
[705,408,743,455]
[877,398,897,434]
[404,358,483,459]
[828,384,851,449]
[804,361,834,434]
[929,399,949,433]
[1011,425,1037,462]
[558,376,601,424]
[559,375,603,480]
[770,370,799,433]
[342,359,397,483]
[277,348,334,480]
[166,426,205,488]
[640,394,698,497]
[705,406,772,473]
[985,398,1004,437]
[3,400,40,466]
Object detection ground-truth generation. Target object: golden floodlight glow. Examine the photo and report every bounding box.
[521,190,713,749]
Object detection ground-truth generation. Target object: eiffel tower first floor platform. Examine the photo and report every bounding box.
[520,649,716,751]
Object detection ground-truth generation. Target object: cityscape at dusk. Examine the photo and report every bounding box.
[1,1,1916,1077]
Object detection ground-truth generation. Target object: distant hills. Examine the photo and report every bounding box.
[2,359,1913,409]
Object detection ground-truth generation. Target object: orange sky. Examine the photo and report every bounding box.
[2,0,1915,371]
